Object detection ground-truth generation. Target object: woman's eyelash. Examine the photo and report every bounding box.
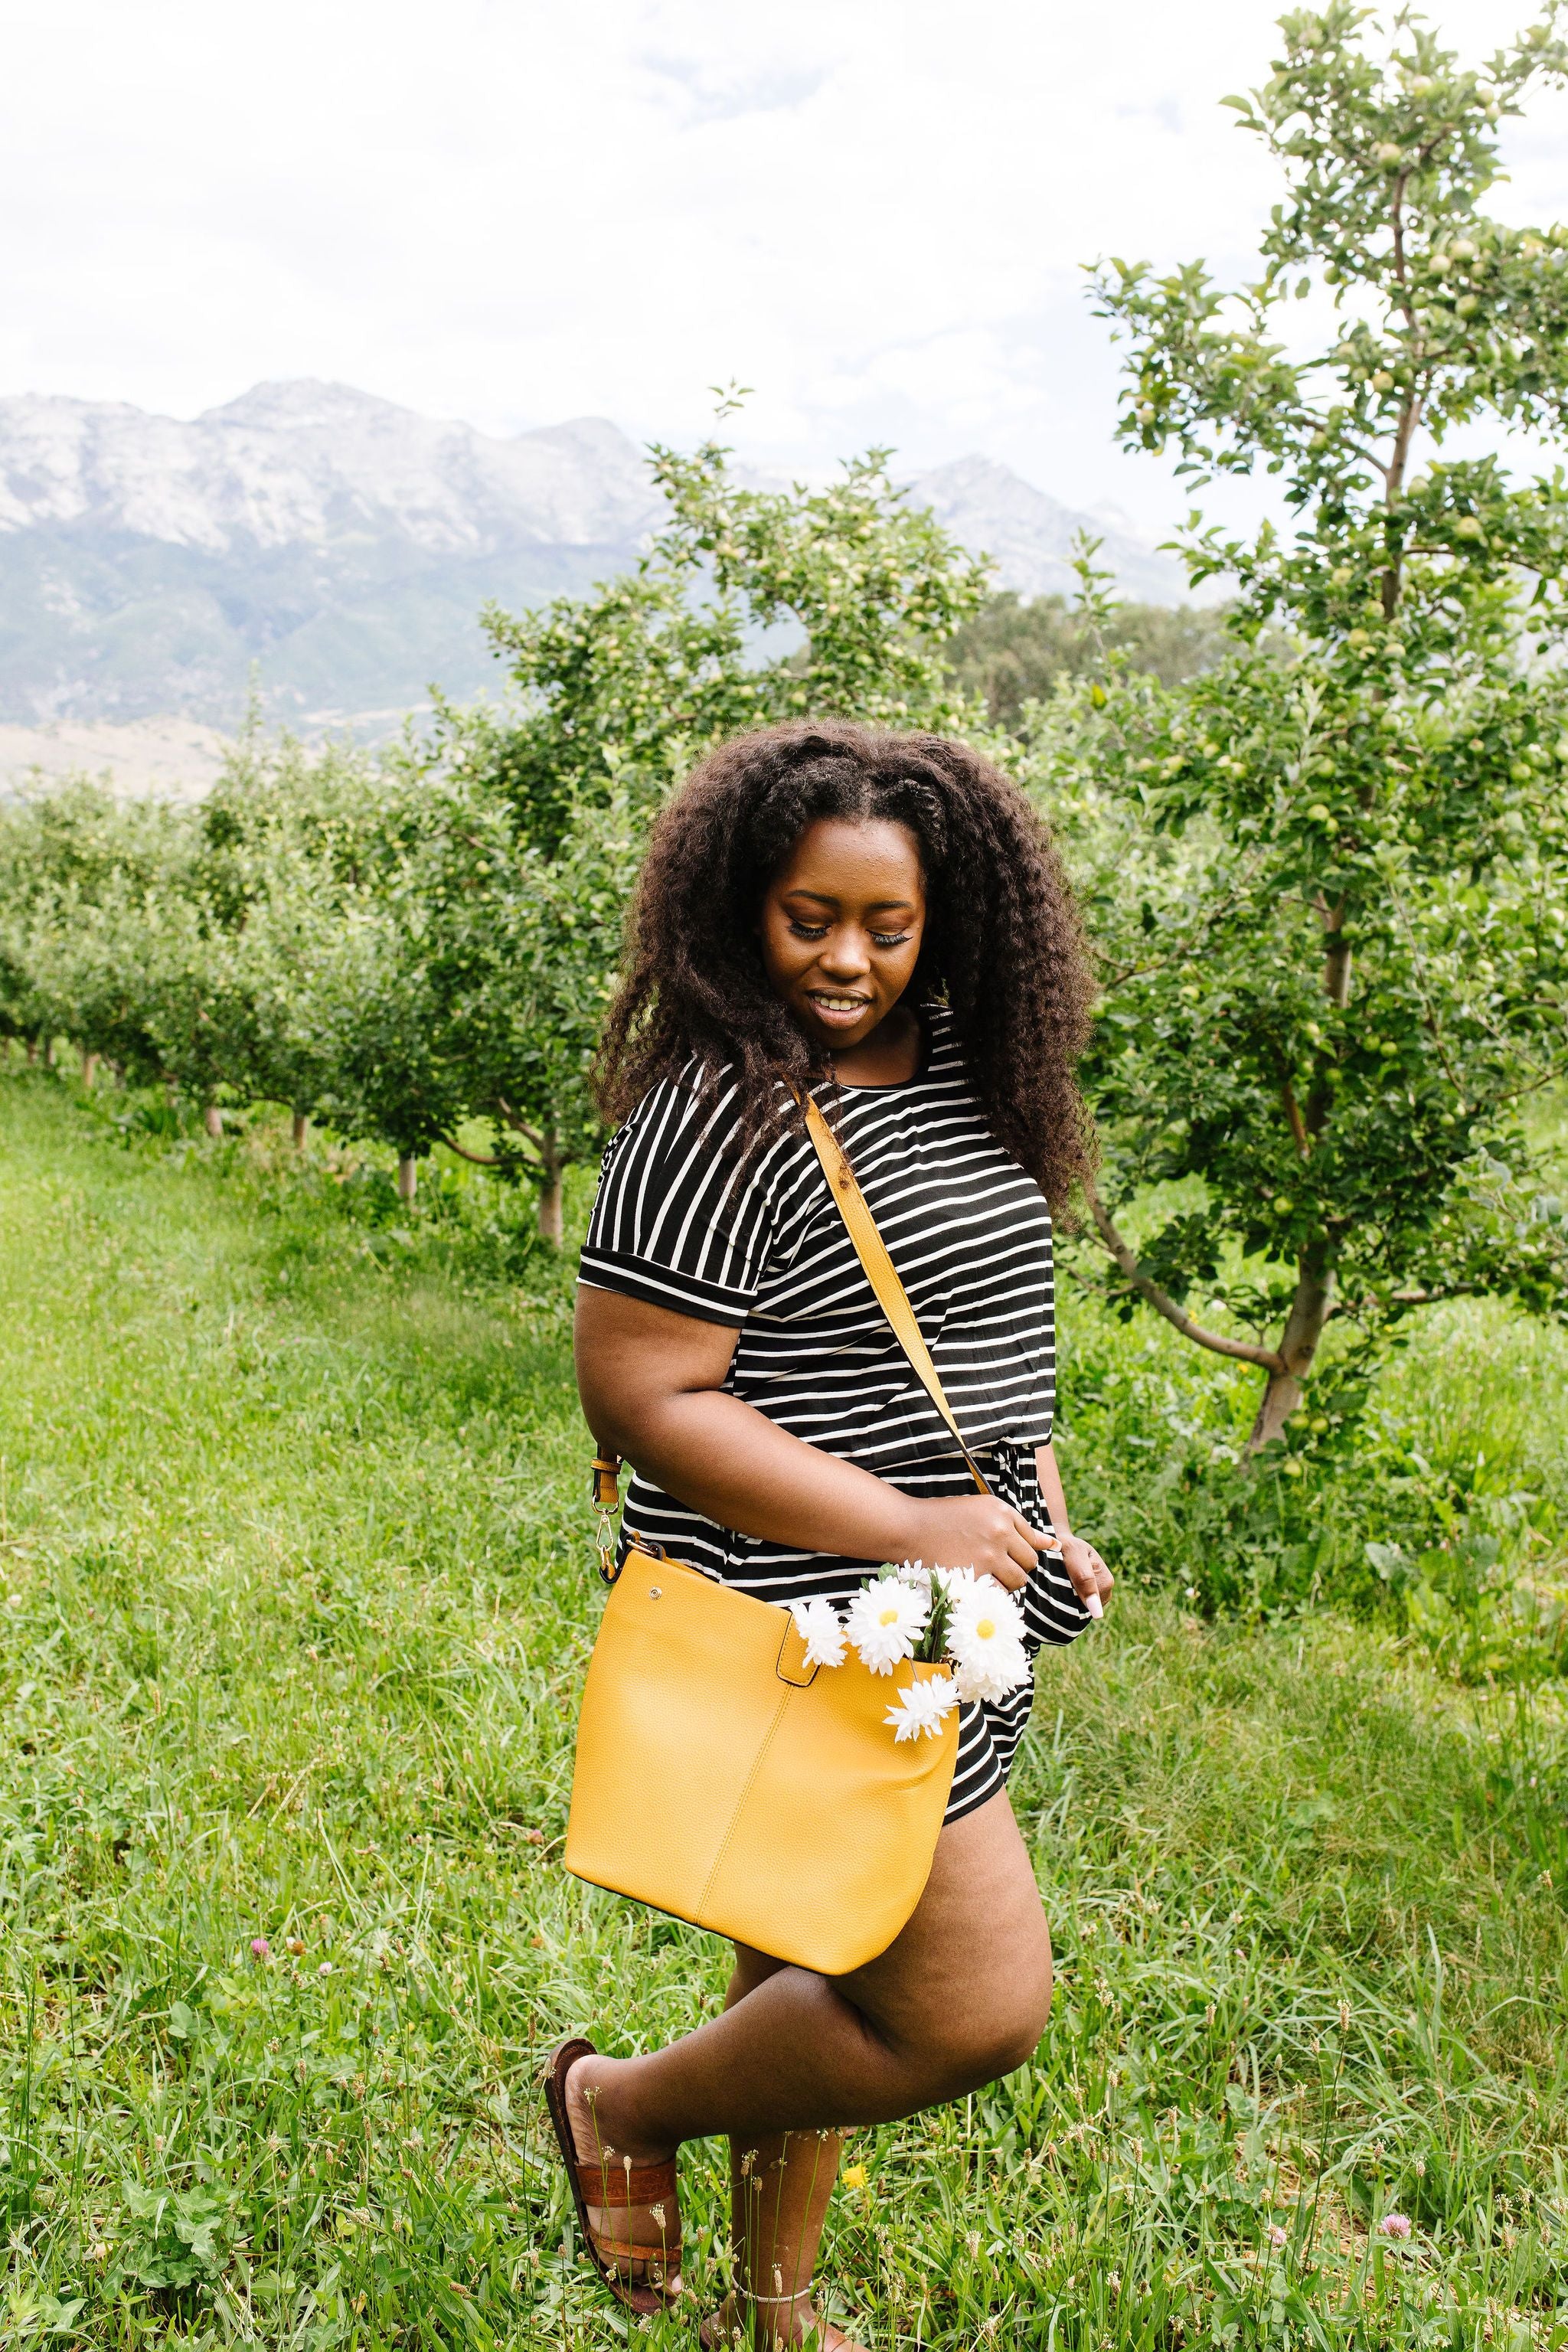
[786,921,912,947]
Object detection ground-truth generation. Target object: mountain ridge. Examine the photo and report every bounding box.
[0,380,666,555]
[0,379,1185,727]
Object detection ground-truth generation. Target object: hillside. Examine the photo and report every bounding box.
[0,379,1184,728]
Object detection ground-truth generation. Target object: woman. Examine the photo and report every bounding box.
[551,721,1113,2349]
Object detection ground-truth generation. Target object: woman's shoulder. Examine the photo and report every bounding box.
[600,1061,731,1169]
[599,1061,806,1191]
[587,1060,816,1294]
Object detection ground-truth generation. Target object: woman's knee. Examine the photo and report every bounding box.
[958,1885,1054,2078]
[931,1961,1054,2096]
[843,1791,1057,2101]
[887,1938,1053,2104]
[988,1966,1054,2076]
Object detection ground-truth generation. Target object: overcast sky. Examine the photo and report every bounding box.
[6,0,1566,534]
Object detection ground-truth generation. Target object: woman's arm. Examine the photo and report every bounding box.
[1036,1440,1113,1615]
[576,1285,1055,1589]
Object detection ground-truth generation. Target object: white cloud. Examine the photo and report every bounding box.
[4,0,1566,535]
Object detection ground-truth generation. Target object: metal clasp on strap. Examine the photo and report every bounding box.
[591,1453,622,1583]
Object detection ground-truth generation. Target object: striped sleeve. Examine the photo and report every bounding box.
[579,1075,776,1326]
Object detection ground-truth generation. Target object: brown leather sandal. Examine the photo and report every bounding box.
[543,2037,684,2316]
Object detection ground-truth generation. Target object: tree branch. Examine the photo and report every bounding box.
[1096,959,1166,989]
[439,1134,502,1168]
[1279,1077,1312,1159]
[492,1097,547,1155]
[1340,436,1390,480]
[1497,1063,1568,1102]
[1338,1283,1485,1313]
[1390,166,1411,318]
[1093,849,1271,995]
[1083,1180,1287,1372]
[1314,893,1354,1007]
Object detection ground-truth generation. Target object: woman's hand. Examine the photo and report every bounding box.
[896,1498,1115,1615]
[897,1494,1056,1592]
[1057,1532,1113,1619]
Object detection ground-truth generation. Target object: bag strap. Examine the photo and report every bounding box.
[799,1096,990,1498]
[588,1091,991,1537]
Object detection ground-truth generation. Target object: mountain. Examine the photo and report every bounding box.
[906,456,1184,606]
[0,382,668,728]
[0,380,1184,728]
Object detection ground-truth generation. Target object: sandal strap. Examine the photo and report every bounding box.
[590,2225,684,2263]
[583,2210,681,2248]
[584,2204,684,2264]
[573,2154,678,2207]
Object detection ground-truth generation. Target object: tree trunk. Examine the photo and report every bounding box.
[204,1103,224,1139]
[1321,900,1353,1009]
[291,1112,309,1150]
[537,1135,564,1246]
[25,1036,38,1067]
[42,1036,56,1070]
[397,1155,419,1204]
[1246,1253,1335,1453]
[81,1050,100,1090]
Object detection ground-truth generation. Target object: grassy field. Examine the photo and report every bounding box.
[2,1073,1566,2350]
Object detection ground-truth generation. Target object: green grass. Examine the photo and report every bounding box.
[2,1074,1566,2349]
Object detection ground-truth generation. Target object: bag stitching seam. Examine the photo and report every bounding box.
[695,1686,793,1921]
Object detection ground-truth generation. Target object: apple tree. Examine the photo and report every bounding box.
[0,783,190,1088]
[473,416,990,852]
[1043,3,1568,1449]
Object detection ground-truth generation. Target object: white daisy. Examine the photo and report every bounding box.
[948,1578,1030,1704]
[952,1635,1030,1707]
[844,1576,929,1674]
[884,1672,959,1742]
[949,1573,1025,1645]
[930,1566,983,1606]
[789,1594,848,1668]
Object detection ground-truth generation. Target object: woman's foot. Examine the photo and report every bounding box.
[700,2288,867,2350]
[542,2039,684,2314]
[563,2052,683,2296]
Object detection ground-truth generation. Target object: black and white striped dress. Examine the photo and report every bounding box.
[579,1005,1090,1824]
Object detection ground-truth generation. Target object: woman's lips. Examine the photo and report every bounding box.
[805,991,872,1027]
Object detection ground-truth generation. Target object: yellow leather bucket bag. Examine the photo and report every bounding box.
[564,1098,991,1977]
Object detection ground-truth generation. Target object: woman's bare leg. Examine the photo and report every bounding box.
[703,1950,848,2347]
[562,1791,1051,2297]
[704,2125,847,2347]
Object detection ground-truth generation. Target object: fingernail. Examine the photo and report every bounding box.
[1084,1592,1103,1619]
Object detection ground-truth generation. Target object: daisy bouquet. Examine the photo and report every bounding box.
[790,1563,1029,1744]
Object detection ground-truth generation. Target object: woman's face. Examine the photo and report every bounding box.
[758,816,927,1054]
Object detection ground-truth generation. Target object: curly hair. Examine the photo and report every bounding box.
[594,720,1096,1217]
